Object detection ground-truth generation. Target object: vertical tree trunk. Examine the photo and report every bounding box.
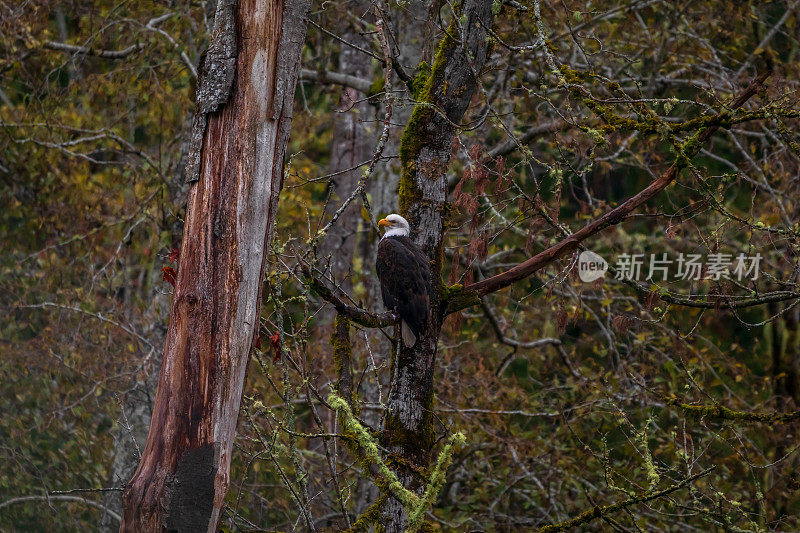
[381,2,493,530]
[120,1,310,531]
[784,307,799,405]
[356,13,439,512]
[369,1,435,218]
[316,7,379,514]
[320,8,372,291]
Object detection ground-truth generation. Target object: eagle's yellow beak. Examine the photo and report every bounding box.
[378,218,391,228]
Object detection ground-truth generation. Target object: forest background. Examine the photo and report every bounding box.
[2,0,800,531]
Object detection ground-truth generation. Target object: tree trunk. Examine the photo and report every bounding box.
[368,0,442,217]
[356,0,437,455]
[320,8,372,292]
[120,1,310,531]
[381,2,493,530]
[315,6,380,515]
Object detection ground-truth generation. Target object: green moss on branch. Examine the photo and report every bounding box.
[345,494,387,533]
[665,397,800,424]
[406,433,466,532]
[442,284,481,316]
[329,393,420,509]
[328,392,467,532]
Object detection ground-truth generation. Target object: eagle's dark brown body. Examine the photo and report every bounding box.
[375,235,432,345]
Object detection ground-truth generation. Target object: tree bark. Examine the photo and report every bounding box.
[320,8,372,290]
[369,0,439,218]
[314,6,381,515]
[120,1,310,531]
[381,2,494,530]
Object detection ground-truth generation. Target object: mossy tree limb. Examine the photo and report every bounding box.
[345,494,388,533]
[328,393,466,533]
[406,432,466,532]
[332,314,355,408]
[665,396,800,424]
[539,467,715,532]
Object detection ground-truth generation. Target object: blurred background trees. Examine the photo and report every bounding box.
[2,0,800,531]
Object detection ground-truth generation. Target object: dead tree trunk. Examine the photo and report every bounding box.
[381,2,494,530]
[120,1,310,531]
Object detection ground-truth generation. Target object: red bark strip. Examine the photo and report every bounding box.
[120,1,311,531]
[465,71,771,298]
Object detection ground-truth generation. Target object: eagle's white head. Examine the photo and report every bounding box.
[378,214,410,239]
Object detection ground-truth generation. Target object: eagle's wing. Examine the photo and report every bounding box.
[376,237,431,338]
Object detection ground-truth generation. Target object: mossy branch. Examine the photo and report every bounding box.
[442,283,481,316]
[539,467,714,532]
[665,396,800,424]
[328,392,420,509]
[406,432,466,532]
[345,494,388,533]
[328,392,467,532]
[636,418,660,491]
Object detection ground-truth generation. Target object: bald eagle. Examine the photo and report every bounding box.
[376,214,432,347]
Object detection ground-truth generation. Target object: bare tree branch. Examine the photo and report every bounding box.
[297,253,397,328]
[539,467,715,532]
[0,495,122,523]
[43,40,146,59]
[461,70,771,300]
[299,68,372,93]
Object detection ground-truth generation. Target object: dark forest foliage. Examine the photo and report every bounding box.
[2,0,800,531]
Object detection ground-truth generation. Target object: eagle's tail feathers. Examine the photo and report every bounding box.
[401,321,417,347]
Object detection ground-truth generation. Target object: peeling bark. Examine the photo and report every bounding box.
[185,0,238,184]
[120,1,311,531]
